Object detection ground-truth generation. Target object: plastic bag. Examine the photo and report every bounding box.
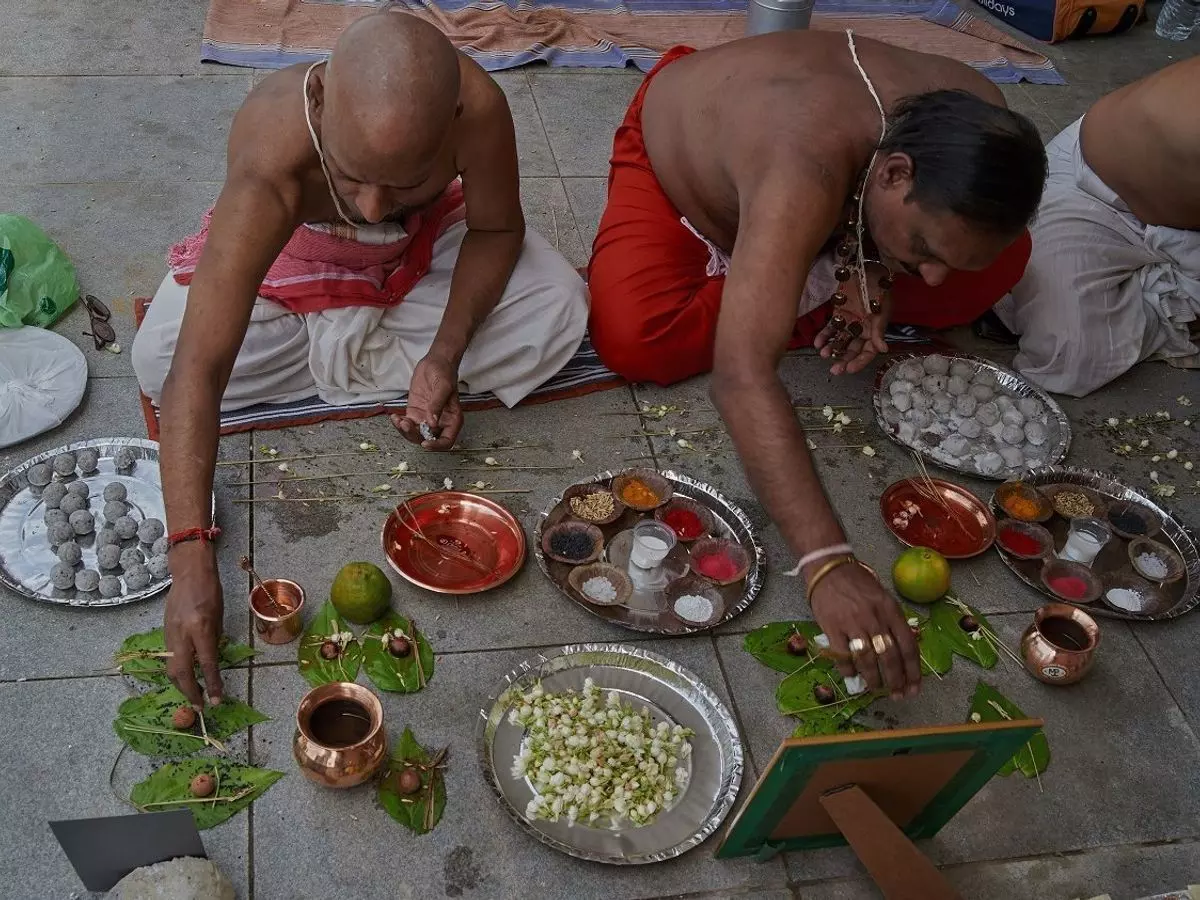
[0,214,80,328]
[0,326,87,449]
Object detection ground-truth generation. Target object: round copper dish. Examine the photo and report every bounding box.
[880,478,996,559]
[381,491,525,595]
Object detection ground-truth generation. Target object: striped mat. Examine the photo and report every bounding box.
[202,0,1063,85]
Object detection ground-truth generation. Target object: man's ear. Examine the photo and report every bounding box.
[309,65,327,120]
[876,152,915,190]
[455,101,464,120]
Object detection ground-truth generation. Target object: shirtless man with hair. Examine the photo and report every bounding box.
[588,31,1047,698]
[997,57,1200,396]
[136,11,587,706]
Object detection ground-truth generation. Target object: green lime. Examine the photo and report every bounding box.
[330,562,393,624]
[891,547,951,604]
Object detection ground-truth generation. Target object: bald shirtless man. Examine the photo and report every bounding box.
[996,57,1200,396]
[588,32,1046,698]
[136,12,586,707]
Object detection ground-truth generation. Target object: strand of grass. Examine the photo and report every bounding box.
[117,721,227,753]
[810,443,872,451]
[210,767,222,809]
[779,694,864,717]
[636,427,722,438]
[919,650,945,681]
[109,744,133,810]
[794,404,859,410]
[136,785,257,811]
[228,465,566,487]
[114,649,174,663]
[778,654,822,685]
[410,620,428,689]
[216,449,381,467]
[454,443,546,453]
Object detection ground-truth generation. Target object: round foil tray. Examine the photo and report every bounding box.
[990,467,1200,621]
[535,471,765,634]
[873,352,1071,481]
[478,643,743,865]
[381,491,526,594]
[0,438,212,607]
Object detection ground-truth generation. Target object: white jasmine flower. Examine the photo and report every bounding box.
[1156,411,1171,420]
[832,421,844,434]
[861,445,876,457]
[277,462,289,472]
[822,405,834,421]
[1186,420,1193,427]
[677,439,692,449]
[105,342,122,354]
[907,617,920,628]
[1150,471,1160,483]
[473,481,487,489]
[443,477,453,490]
[1186,462,1194,471]
[370,484,391,493]
[1178,396,1192,407]
[571,449,584,462]
[836,412,852,426]
[260,446,278,457]
[1152,456,1162,463]
[1153,484,1177,498]
[484,456,499,466]
[1139,439,1150,448]
[668,427,678,437]
[806,438,816,450]
[1105,417,1119,427]
[1168,449,1179,459]
[1122,445,1133,453]
[392,461,409,475]
[970,712,982,723]
[359,441,377,451]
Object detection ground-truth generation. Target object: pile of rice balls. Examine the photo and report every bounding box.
[878,355,1057,477]
[25,448,169,598]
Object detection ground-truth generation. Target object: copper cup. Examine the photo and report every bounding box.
[1020,603,1100,686]
[293,682,387,788]
[250,578,305,644]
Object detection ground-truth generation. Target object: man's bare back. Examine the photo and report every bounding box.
[640,31,1004,253]
[1081,57,1200,230]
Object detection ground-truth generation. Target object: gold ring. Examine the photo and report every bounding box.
[872,634,890,654]
[848,637,867,654]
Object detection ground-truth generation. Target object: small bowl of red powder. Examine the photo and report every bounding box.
[996,520,1053,560]
[1040,558,1102,604]
[611,469,673,512]
[689,537,751,586]
[654,497,715,543]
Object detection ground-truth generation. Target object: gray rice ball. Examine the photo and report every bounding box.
[950,361,975,380]
[977,451,1005,476]
[999,445,1026,469]
[882,406,903,426]
[120,547,145,570]
[888,379,914,398]
[74,569,101,592]
[892,392,913,413]
[1001,408,1026,428]
[95,527,121,548]
[995,396,1016,413]
[1001,424,1026,446]
[114,448,136,473]
[104,500,129,523]
[98,575,124,599]
[59,494,86,516]
[77,448,100,474]
[138,518,166,545]
[27,463,52,487]
[66,480,91,500]
[931,393,953,415]
[955,395,979,418]
[114,515,139,540]
[50,563,76,590]
[897,360,926,383]
[1018,397,1044,419]
[976,402,1001,427]
[97,543,123,570]
[44,508,69,528]
[957,418,983,439]
[151,536,170,557]
[52,452,77,477]
[146,555,171,580]
[47,522,75,546]
[941,434,970,457]
[974,372,999,389]
[947,375,969,396]
[1024,420,1048,446]
[57,541,83,566]
[907,408,934,429]
[910,390,931,411]
[922,354,951,375]
[968,384,995,402]
[103,482,128,503]
[69,509,95,536]
[42,482,68,509]
[124,564,153,591]
[921,374,948,394]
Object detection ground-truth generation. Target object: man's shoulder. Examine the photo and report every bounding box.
[229,68,311,177]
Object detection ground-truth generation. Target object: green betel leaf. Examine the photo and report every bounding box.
[130,758,284,830]
[924,597,1000,670]
[113,685,269,757]
[298,601,363,688]
[115,627,256,685]
[378,727,447,835]
[903,605,953,676]
[967,680,1051,779]
[772,641,879,736]
[743,621,825,674]
[362,612,435,693]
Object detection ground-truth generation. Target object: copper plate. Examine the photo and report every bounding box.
[880,478,996,559]
[381,491,525,595]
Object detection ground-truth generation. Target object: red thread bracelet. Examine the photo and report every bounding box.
[167,526,222,549]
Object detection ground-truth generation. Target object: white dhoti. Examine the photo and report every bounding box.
[995,118,1200,398]
[133,222,589,411]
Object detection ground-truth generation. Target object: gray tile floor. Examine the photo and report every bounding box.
[2,5,1199,898]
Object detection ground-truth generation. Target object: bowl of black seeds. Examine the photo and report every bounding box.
[541,521,604,565]
[1106,500,1162,541]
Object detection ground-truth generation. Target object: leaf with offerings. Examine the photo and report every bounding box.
[362,612,435,693]
[378,727,447,835]
[743,621,826,674]
[923,597,1000,670]
[297,601,363,688]
[113,685,268,757]
[115,627,255,685]
[130,757,284,830]
[967,681,1050,779]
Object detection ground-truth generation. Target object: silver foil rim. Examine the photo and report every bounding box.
[873,352,1072,481]
[533,469,767,634]
[476,642,745,865]
[993,465,1200,621]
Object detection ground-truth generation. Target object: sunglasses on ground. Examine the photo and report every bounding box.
[81,294,116,351]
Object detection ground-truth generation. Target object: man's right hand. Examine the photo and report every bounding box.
[164,546,225,707]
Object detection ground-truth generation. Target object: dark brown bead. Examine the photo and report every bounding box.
[869,297,882,313]
[879,274,895,289]
[836,241,853,258]
[829,314,846,330]
[834,266,851,282]
[832,291,847,306]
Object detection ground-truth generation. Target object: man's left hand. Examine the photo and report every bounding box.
[393,354,464,450]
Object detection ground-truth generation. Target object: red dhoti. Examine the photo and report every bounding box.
[587,46,1033,386]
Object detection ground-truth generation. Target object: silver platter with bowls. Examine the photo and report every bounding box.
[873,352,1071,481]
[0,438,206,608]
[478,643,743,865]
[535,470,765,634]
[990,466,1200,621]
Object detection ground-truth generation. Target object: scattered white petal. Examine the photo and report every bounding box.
[1105,417,1119,427]
[571,449,584,462]
[1150,471,1160,483]
[861,445,876,457]
[359,442,377,451]
[836,412,852,425]
[806,438,816,450]
[1186,420,1193,427]
[392,461,409,475]
[370,484,391,493]
[677,439,692,449]
[814,633,830,649]
[1168,449,1179,459]
[1178,396,1192,407]
[832,421,844,434]
[443,477,454,490]
[485,457,499,466]
[1153,484,1177,498]
[104,342,122,354]
[1152,456,1162,463]
[260,446,279,457]
[970,712,982,723]
[1139,439,1150,448]
[907,617,920,628]
[822,405,834,421]
[277,462,289,472]
[1122,444,1132,453]
[1156,411,1172,420]
[970,630,984,641]
[1186,462,1194,471]
[668,427,678,437]
[473,481,487,489]
[844,675,868,695]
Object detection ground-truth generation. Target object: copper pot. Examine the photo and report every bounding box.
[1020,603,1100,686]
[250,578,305,645]
[293,682,387,788]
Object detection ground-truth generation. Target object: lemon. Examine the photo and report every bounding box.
[891,547,951,604]
[330,561,393,624]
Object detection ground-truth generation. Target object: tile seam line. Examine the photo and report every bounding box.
[1129,624,1200,745]
[524,69,564,178]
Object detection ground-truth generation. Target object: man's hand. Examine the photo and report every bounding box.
[163,548,225,707]
[808,563,921,700]
[813,266,893,376]
[393,353,464,451]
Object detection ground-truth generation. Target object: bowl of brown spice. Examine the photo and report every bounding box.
[563,483,625,525]
[1044,485,1107,521]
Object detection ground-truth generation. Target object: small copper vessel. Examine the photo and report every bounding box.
[1020,603,1100,686]
[250,578,305,644]
[293,682,387,788]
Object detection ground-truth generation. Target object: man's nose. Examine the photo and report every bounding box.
[920,262,949,287]
[357,187,387,224]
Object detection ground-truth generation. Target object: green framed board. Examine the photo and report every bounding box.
[716,719,1043,860]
